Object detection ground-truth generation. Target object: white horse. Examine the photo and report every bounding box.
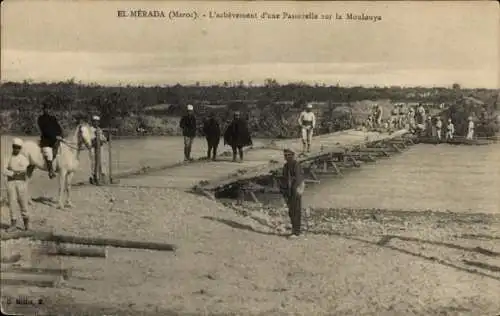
[20,123,105,209]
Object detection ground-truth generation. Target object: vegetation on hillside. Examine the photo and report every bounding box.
[0,80,498,138]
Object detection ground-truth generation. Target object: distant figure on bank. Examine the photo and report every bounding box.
[179,104,197,161]
[435,117,443,141]
[398,104,406,128]
[3,138,30,231]
[202,112,221,161]
[37,103,63,179]
[466,116,474,140]
[446,118,455,140]
[88,115,107,183]
[426,116,433,137]
[375,104,383,127]
[280,148,305,239]
[224,111,253,162]
[417,104,426,124]
[298,103,316,153]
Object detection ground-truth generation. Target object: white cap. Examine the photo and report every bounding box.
[92,115,100,121]
[12,138,23,147]
[306,104,313,109]
[187,104,194,111]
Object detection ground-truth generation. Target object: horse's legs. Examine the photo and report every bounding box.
[64,172,75,208]
[26,165,35,205]
[56,171,66,209]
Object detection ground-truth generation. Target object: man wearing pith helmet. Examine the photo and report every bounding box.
[280,148,305,239]
[298,103,316,153]
[2,138,31,231]
[179,104,197,161]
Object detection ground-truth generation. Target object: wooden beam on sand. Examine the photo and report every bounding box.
[1,273,64,288]
[0,231,176,252]
[1,253,21,264]
[45,245,107,258]
[48,234,177,252]
[0,267,71,280]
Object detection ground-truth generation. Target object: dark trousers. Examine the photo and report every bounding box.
[231,145,243,161]
[285,193,302,235]
[206,137,219,159]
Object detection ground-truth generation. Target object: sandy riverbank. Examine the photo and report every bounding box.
[1,186,499,316]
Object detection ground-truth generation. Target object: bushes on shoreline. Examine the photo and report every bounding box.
[1,81,498,138]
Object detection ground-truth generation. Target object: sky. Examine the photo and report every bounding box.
[1,1,499,88]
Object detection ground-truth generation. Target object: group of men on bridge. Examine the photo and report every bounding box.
[365,103,476,141]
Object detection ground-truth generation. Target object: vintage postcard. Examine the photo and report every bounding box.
[1,1,499,315]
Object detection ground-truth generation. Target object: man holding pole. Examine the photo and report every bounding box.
[280,148,306,239]
[2,138,31,231]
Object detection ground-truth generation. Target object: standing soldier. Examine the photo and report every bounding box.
[398,104,406,128]
[37,103,63,179]
[224,111,253,162]
[2,138,31,231]
[435,116,443,142]
[298,103,316,153]
[446,118,455,141]
[179,104,197,162]
[375,104,383,127]
[280,148,305,239]
[466,116,475,140]
[202,111,221,161]
[88,115,107,183]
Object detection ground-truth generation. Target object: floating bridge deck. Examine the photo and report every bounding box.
[115,128,413,202]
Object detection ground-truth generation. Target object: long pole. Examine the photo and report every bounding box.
[107,130,113,184]
[94,128,101,185]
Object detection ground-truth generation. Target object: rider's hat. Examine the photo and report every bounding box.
[92,115,100,121]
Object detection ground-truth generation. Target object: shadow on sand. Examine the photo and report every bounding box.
[204,215,500,282]
[202,216,288,237]
[31,196,56,206]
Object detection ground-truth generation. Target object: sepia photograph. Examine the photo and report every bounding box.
[1,0,499,315]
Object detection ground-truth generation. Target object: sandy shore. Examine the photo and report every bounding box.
[1,186,499,316]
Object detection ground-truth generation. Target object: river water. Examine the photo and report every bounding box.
[303,143,500,214]
[1,135,499,215]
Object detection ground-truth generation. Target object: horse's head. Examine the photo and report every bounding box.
[76,123,107,150]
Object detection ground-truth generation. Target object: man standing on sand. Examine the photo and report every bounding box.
[466,116,475,140]
[38,103,63,179]
[202,111,221,161]
[280,148,305,239]
[224,111,253,162]
[446,118,455,141]
[179,104,197,161]
[435,116,443,142]
[298,103,316,153]
[2,138,31,231]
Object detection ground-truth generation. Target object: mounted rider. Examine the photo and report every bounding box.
[37,102,63,179]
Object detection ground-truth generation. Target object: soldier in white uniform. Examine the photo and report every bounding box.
[2,138,31,231]
[466,116,475,140]
[446,118,455,140]
[298,104,316,153]
[435,117,443,141]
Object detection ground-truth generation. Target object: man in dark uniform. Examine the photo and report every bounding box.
[37,103,63,179]
[280,148,305,239]
[223,111,253,162]
[202,112,221,161]
[179,104,197,161]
